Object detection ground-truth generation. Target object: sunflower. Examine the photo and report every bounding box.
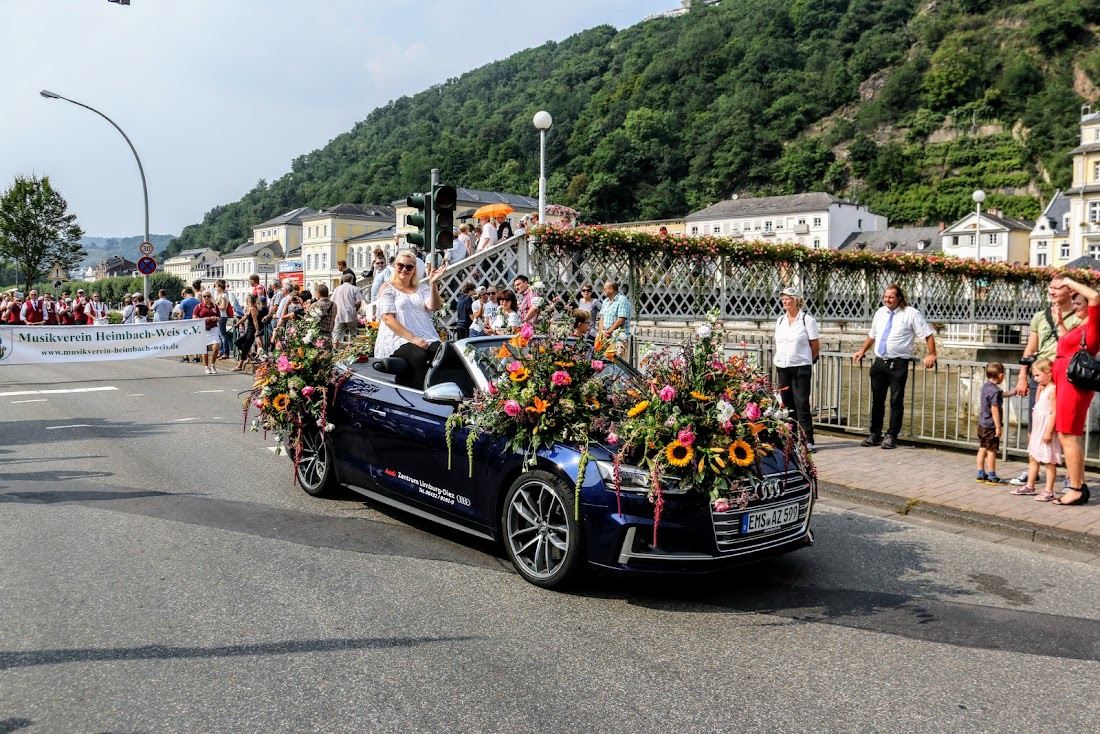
[509,366,530,383]
[690,390,712,401]
[272,394,290,411]
[627,400,650,417]
[728,439,755,467]
[584,396,601,409]
[665,440,694,467]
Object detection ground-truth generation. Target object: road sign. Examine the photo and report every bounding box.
[257,263,276,274]
[139,241,154,256]
[136,256,157,275]
[47,263,69,281]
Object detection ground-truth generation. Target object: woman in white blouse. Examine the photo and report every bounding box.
[773,286,820,450]
[374,250,444,388]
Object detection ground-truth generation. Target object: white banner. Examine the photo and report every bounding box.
[0,319,211,365]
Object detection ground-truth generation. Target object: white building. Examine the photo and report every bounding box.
[1028,190,1070,267]
[301,204,395,291]
[941,210,1033,263]
[683,192,886,249]
[164,248,218,282]
[223,240,283,303]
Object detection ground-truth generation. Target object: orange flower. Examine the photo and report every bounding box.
[690,390,712,401]
[748,422,767,436]
[627,400,649,418]
[525,396,549,414]
[509,366,530,383]
[510,335,529,349]
[367,321,379,329]
[495,344,511,360]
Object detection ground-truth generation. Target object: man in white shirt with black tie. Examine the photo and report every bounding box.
[852,283,938,449]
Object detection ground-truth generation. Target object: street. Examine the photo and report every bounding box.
[2,359,1099,733]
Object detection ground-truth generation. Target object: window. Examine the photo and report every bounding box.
[951,235,959,247]
[812,238,821,248]
[1090,202,1100,222]
[1061,243,1071,259]
[988,233,999,245]
[322,253,328,269]
[1036,240,1048,249]
[764,220,773,232]
[1037,253,1048,266]
[858,218,863,228]
[1091,243,1100,259]
[797,218,806,225]
[691,226,699,235]
[813,217,822,227]
[1094,161,1100,181]
[754,220,762,231]
[324,225,328,237]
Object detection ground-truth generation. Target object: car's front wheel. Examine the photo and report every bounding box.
[502,470,583,588]
[293,426,336,497]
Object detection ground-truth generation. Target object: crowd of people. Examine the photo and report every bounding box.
[2,288,110,325]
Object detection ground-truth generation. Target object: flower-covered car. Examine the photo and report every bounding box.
[289,334,815,589]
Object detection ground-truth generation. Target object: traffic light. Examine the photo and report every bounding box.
[433,184,457,253]
[406,192,430,250]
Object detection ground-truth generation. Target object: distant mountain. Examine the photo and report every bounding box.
[79,234,175,270]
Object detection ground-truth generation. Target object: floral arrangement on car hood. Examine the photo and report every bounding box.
[244,314,375,480]
[613,314,808,528]
[446,321,616,511]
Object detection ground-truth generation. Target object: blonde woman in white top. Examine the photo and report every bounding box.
[773,286,820,450]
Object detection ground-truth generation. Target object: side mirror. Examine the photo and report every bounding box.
[424,382,465,406]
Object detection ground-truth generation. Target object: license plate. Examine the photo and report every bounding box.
[741,501,801,534]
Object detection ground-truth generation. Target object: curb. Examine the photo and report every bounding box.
[817,480,1100,556]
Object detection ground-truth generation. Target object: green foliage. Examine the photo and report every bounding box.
[164,0,1095,241]
[0,174,85,292]
[29,272,187,305]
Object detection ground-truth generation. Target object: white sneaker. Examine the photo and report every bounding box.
[205,366,213,375]
[1008,472,1029,486]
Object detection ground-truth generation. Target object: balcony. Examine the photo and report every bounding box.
[761,230,776,237]
[1085,223,1100,239]
[793,224,810,234]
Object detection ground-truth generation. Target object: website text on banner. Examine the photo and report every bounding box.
[0,320,210,365]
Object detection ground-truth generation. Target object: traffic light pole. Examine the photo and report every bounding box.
[429,169,442,270]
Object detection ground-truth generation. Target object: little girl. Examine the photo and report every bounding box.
[1013,358,1062,500]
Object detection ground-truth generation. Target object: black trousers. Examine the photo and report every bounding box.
[869,357,910,438]
[393,341,440,389]
[776,364,814,443]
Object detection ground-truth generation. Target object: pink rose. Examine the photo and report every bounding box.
[744,402,761,420]
[488,381,499,395]
[503,400,522,417]
[253,399,264,408]
[553,341,565,350]
[713,498,730,513]
[606,432,619,445]
[315,339,325,348]
[677,428,695,447]
[591,360,605,372]
[722,419,733,434]
[275,341,283,349]
[551,370,572,386]
[658,385,677,402]
[301,386,315,397]
[507,361,522,373]
[520,322,535,340]
[276,355,292,373]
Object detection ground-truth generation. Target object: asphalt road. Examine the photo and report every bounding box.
[2,358,1099,733]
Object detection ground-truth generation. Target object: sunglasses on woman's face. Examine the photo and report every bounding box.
[395,263,415,272]
[581,288,591,292]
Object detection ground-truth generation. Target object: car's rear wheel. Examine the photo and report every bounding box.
[502,470,583,588]
[294,426,336,497]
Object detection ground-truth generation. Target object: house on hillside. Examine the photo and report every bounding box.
[301,204,396,290]
[1029,190,1070,267]
[683,193,886,249]
[94,256,138,280]
[941,210,1033,263]
[164,248,218,283]
[836,227,942,254]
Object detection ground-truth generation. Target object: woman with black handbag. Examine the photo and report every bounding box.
[1052,277,1100,505]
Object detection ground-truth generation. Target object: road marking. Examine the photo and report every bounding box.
[126,393,145,397]
[194,390,224,394]
[11,399,48,404]
[0,386,118,397]
[173,418,199,423]
[46,424,95,430]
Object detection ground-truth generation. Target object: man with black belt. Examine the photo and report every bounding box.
[853,283,938,449]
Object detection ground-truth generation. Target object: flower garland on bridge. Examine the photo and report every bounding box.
[533,224,1098,286]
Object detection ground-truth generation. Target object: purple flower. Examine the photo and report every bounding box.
[503,400,522,417]
[658,385,677,402]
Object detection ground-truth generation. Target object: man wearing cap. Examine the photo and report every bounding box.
[852,283,938,449]
[773,286,820,450]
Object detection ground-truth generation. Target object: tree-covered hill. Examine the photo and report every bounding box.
[166,0,1100,257]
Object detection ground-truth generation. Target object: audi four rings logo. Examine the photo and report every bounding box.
[749,478,783,501]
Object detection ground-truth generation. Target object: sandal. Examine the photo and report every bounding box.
[1010,486,1036,495]
[230,367,243,372]
[1035,489,1056,502]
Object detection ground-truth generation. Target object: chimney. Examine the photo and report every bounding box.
[938,221,945,231]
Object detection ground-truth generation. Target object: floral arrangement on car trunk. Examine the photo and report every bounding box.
[445,321,617,513]
[612,314,809,535]
[244,313,375,481]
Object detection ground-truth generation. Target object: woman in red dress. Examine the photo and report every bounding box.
[1052,277,1100,505]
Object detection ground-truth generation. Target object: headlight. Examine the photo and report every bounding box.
[594,460,687,494]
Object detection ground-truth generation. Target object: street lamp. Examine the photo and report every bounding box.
[40,89,151,300]
[533,110,553,226]
[972,189,986,262]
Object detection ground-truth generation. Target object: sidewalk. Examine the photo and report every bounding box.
[811,433,1100,557]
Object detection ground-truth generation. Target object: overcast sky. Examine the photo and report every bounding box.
[0,0,674,238]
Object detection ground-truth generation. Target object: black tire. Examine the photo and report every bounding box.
[293,426,337,497]
[501,470,584,589]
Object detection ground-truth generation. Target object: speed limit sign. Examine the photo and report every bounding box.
[139,241,154,256]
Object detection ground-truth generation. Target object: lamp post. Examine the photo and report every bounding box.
[972,189,986,262]
[533,110,553,226]
[40,89,151,300]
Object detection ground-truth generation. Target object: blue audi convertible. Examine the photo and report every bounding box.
[293,336,815,589]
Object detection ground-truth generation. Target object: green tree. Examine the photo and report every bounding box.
[0,174,85,293]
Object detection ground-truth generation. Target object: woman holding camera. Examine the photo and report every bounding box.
[773,286,820,451]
